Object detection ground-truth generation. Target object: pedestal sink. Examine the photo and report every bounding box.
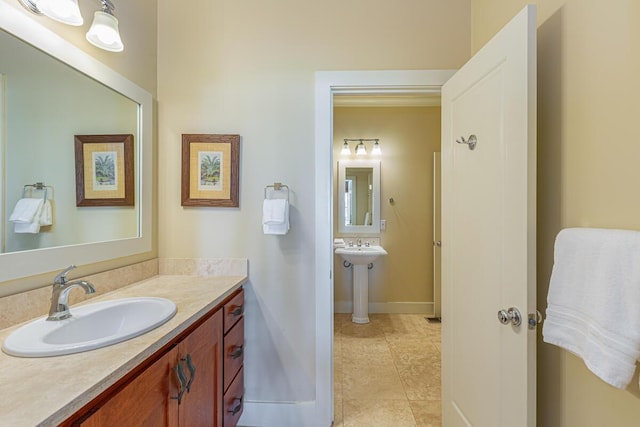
[335,245,387,324]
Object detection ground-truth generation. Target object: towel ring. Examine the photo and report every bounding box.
[264,182,290,202]
[23,182,52,200]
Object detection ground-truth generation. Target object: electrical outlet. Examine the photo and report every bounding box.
[380,219,386,231]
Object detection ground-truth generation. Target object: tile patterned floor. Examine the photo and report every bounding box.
[334,313,442,427]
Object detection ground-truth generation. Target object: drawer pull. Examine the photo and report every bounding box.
[171,363,187,404]
[230,345,244,360]
[183,354,196,392]
[228,397,243,415]
[230,305,244,317]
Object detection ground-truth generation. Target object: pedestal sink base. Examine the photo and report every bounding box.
[352,265,370,324]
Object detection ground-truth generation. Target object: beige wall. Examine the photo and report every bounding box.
[471,1,640,425]
[158,0,470,405]
[0,0,157,294]
[333,107,441,310]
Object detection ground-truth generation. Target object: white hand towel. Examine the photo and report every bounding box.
[13,199,45,234]
[14,220,41,234]
[262,199,289,235]
[542,228,640,389]
[334,238,346,248]
[40,200,53,226]
[9,198,44,223]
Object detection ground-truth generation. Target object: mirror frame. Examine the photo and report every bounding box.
[337,159,381,234]
[0,4,153,283]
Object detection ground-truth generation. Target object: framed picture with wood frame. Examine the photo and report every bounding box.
[74,134,134,207]
[181,134,240,207]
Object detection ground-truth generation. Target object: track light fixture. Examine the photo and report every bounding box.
[18,0,124,52]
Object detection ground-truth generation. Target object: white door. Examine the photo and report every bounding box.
[441,5,537,427]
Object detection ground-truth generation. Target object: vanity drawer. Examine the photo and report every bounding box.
[223,367,244,427]
[224,316,244,392]
[224,289,244,334]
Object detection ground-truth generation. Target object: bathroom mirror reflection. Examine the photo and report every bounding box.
[0,28,139,254]
[0,7,152,284]
[338,160,381,234]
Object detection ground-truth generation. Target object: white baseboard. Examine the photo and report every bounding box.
[334,301,434,315]
[238,400,330,427]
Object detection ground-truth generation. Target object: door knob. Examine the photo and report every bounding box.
[497,307,522,326]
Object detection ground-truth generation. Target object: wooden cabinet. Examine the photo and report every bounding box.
[66,288,243,427]
[222,290,245,426]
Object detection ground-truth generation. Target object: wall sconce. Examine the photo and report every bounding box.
[18,0,124,52]
[341,138,381,156]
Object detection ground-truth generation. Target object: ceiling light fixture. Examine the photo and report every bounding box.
[17,0,124,52]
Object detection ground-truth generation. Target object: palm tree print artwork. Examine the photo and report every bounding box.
[198,151,223,191]
[92,151,118,190]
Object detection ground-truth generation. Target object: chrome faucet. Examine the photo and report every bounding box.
[357,239,362,247]
[47,265,96,321]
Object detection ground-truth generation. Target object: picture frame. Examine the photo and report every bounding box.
[74,134,134,207]
[181,134,240,207]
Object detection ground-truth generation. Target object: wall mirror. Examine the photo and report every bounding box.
[337,159,380,234]
[0,5,152,283]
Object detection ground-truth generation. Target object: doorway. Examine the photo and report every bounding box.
[314,70,455,423]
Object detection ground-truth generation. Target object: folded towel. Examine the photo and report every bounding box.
[334,238,346,248]
[263,199,288,224]
[9,198,44,223]
[262,199,289,235]
[542,228,640,389]
[40,200,53,226]
[10,199,52,234]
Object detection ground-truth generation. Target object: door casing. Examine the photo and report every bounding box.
[314,69,456,423]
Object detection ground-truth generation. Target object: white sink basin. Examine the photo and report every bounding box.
[335,245,388,265]
[2,297,177,357]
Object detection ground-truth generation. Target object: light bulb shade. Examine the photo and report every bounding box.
[37,0,83,26]
[372,141,381,155]
[86,11,124,52]
[341,142,350,155]
[356,142,366,155]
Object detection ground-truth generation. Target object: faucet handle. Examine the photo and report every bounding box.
[54,265,77,285]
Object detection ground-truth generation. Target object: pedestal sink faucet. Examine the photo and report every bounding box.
[47,265,96,321]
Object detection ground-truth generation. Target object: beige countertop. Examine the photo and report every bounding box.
[0,274,247,426]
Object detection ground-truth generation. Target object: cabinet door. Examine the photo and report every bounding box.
[178,309,224,427]
[79,348,179,427]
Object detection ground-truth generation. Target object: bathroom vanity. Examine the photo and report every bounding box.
[0,274,246,426]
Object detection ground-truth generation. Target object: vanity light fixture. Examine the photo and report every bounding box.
[372,139,381,155]
[17,0,124,52]
[341,138,381,156]
[86,0,123,52]
[341,140,351,155]
[36,0,83,26]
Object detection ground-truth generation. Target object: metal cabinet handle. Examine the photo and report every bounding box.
[183,354,196,392]
[171,363,187,404]
[228,397,243,415]
[497,307,522,326]
[231,305,244,317]
[230,345,244,360]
